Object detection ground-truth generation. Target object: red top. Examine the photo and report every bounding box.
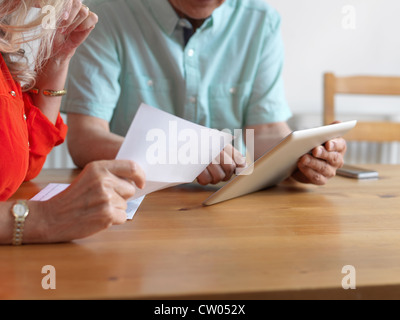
[0,55,68,201]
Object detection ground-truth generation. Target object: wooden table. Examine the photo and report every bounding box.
[2,165,400,300]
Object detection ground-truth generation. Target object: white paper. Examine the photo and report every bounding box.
[31,183,145,220]
[116,103,233,200]
[30,183,69,201]
[124,196,145,220]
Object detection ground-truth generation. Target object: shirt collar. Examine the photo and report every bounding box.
[147,0,180,36]
[208,2,226,34]
[147,0,228,35]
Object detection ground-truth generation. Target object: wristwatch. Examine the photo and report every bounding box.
[12,200,30,246]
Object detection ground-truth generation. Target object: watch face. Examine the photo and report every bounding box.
[13,203,28,218]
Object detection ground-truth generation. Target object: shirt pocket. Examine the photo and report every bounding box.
[208,81,252,131]
[123,73,176,119]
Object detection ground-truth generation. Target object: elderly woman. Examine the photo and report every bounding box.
[0,0,145,245]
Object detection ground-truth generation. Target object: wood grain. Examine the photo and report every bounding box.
[2,165,400,300]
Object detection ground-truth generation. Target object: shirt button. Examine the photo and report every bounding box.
[230,88,237,94]
[187,49,195,57]
[23,114,27,121]
[147,80,154,87]
[10,91,16,97]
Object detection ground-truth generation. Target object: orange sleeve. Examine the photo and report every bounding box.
[22,93,68,181]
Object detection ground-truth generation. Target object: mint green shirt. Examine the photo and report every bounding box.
[62,0,292,136]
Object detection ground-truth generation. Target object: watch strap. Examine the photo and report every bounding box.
[12,200,29,246]
[13,218,25,246]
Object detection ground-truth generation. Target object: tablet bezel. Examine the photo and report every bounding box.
[203,120,357,206]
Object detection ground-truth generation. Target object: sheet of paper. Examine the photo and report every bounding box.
[30,183,69,201]
[124,196,145,220]
[30,183,145,220]
[116,103,233,200]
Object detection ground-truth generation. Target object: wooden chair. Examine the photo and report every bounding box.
[324,73,400,142]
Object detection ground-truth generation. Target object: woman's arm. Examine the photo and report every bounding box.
[30,1,98,124]
[0,160,145,245]
[0,201,48,245]
[0,202,18,244]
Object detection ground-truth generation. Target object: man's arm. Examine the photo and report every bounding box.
[245,122,292,161]
[67,113,124,168]
[245,122,346,185]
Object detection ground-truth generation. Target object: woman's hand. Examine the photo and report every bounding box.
[28,160,146,243]
[32,1,98,124]
[52,0,99,62]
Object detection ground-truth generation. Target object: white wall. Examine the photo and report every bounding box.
[267,0,400,121]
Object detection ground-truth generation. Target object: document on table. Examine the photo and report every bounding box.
[31,183,145,220]
[116,103,233,200]
[30,183,70,201]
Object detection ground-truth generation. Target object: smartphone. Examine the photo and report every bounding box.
[337,164,379,180]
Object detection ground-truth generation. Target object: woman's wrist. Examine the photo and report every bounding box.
[36,57,71,81]
[29,87,67,98]
[22,201,50,244]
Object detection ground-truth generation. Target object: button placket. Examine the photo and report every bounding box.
[183,36,199,122]
[187,49,195,57]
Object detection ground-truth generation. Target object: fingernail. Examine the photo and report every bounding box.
[315,147,323,157]
[236,156,246,166]
[303,156,311,165]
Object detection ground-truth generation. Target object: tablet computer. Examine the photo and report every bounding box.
[203,120,357,206]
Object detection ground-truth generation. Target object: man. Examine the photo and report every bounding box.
[62,0,346,186]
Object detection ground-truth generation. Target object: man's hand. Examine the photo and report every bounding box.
[197,145,246,185]
[292,137,347,185]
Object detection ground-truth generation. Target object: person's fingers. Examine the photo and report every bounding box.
[312,145,344,169]
[95,160,146,190]
[297,157,329,185]
[207,163,227,184]
[232,148,247,167]
[220,151,236,181]
[110,207,128,225]
[60,0,82,27]
[325,138,347,154]
[223,144,246,167]
[86,180,129,224]
[63,9,98,35]
[197,168,213,186]
[109,176,137,200]
[298,154,335,184]
[61,5,90,34]
[74,11,98,32]
[303,154,336,178]
[312,138,346,170]
[197,145,247,185]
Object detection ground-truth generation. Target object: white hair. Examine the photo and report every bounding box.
[0,0,71,90]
